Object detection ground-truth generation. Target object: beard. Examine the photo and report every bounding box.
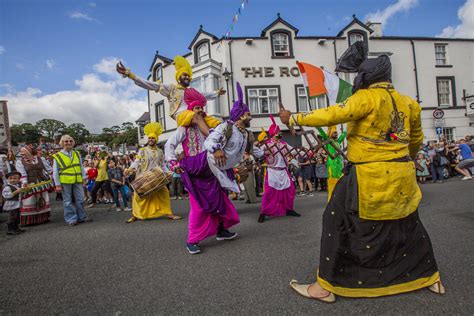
[243,119,251,127]
[180,78,190,87]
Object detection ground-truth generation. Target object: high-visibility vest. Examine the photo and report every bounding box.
[53,151,83,184]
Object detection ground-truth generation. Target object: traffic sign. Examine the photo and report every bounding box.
[432,109,445,119]
[436,127,443,135]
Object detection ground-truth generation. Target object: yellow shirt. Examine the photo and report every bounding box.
[291,82,423,220]
[96,159,109,182]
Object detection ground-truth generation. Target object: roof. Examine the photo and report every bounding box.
[261,13,299,36]
[188,25,219,50]
[148,51,173,72]
[135,112,150,123]
[337,15,374,37]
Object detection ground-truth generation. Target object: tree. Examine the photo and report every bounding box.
[121,122,135,132]
[63,123,90,145]
[35,119,66,141]
[10,123,42,145]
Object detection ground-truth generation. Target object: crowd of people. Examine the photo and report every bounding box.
[2,42,474,303]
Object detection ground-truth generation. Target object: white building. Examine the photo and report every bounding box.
[139,15,474,146]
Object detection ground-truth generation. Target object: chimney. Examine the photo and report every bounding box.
[367,22,382,37]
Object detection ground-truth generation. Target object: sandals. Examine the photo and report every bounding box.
[167,215,182,220]
[290,280,336,303]
[126,216,137,223]
[428,281,446,295]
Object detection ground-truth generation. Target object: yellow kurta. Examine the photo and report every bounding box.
[291,82,423,220]
[131,146,173,219]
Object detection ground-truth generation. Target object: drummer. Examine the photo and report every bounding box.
[124,122,182,223]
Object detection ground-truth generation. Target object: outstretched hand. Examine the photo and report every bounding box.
[217,88,226,96]
[116,61,127,76]
[279,108,292,125]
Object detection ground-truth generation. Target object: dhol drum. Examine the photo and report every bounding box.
[131,167,171,199]
[235,163,250,183]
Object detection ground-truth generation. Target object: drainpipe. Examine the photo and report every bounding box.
[332,39,338,73]
[228,40,235,102]
[410,40,421,103]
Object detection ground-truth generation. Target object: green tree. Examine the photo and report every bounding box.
[63,123,90,145]
[121,122,135,132]
[10,123,43,145]
[35,118,66,140]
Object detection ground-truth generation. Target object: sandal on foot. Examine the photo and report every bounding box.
[167,215,182,220]
[126,217,137,223]
[289,280,336,303]
[428,281,446,295]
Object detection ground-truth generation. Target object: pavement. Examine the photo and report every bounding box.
[0,178,473,315]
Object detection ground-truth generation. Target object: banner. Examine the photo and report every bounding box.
[0,100,11,150]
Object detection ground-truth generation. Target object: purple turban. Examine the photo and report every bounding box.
[230,82,250,122]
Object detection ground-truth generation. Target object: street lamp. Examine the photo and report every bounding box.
[222,68,232,117]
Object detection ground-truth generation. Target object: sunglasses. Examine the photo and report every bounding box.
[64,140,73,143]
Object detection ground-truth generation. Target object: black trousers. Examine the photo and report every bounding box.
[6,208,20,232]
[91,180,112,203]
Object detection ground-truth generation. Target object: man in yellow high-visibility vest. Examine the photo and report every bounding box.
[52,135,92,226]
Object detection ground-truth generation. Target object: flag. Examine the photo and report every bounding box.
[297,61,352,105]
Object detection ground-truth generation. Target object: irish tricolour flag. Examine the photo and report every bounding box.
[297,61,352,105]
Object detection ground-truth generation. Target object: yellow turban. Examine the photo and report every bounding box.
[144,122,163,140]
[174,55,192,83]
[327,125,337,136]
[257,127,267,142]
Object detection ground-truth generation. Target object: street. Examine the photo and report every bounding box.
[1,179,473,315]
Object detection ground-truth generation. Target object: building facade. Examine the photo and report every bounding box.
[139,15,474,145]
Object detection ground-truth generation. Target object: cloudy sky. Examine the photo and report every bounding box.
[0,0,473,133]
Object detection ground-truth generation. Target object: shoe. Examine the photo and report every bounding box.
[16,228,26,233]
[126,216,137,223]
[68,221,78,226]
[436,180,444,183]
[186,243,201,254]
[7,230,21,235]
[299,192,306,196]
[428,281,446,295]
[124,207,132,212]
[289,280,336,303]
[178,196,183,200]
[170,196,177,200]
[258,214,266,223]
[461,176,472,180]
[308,192,315,196]
[287,210,301,217]
[86,204,95,209]
[216,230,238,241]
[167,215,182,220]
[116,207,122,212]
[78,218,93,224]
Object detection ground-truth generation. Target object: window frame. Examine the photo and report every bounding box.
[294,84,328,112]
[434,43,449,66]
[152,63,163,82]
[154,101,166,131]
[347,30,368,47]
[436,76,457,108]
[245,85,282,116]
[441,127,455,142]
[270,29,294,59]
[193,39,211,64]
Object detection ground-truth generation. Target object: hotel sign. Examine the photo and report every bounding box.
[241,66,300,78]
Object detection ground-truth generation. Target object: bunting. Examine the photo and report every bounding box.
[217,0,250,48]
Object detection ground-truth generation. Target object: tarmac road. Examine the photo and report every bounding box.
[0,179,473,315]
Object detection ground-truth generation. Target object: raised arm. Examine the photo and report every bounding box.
[116,61,172,97]
[164,127,186,162]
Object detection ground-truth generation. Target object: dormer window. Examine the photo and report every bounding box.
[270,29,293,58]
[152,63,163,82]
[194,40,210,64]
[348,30,367,46]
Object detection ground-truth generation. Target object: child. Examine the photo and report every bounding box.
[416,153,430,183]
[107,159,130,212]
[2,171,26,235]
[315,156,328,191]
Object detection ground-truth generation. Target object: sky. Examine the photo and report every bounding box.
[0,0,473,133]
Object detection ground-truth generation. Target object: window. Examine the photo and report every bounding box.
[348,30,366,46]
[272,33,289,57]
[196,41,210,63]
[296,86,327,112]
[190,74,221,114]
[437,77,456,107]
[247,87,280,114]
[153,64,163,82]
[154,101,166,129]
[442,127,455,142]
[435,44,447,65]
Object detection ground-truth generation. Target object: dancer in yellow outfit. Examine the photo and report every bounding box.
[280,42,444,302]
[117,56,224,128]
[125,123,181,223]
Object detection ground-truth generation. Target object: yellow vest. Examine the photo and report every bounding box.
[53,151,83,184]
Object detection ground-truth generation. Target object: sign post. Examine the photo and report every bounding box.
[0,100,11,151]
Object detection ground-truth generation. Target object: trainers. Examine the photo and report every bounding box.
[286,210,301,217]
[124,207,132,212]
[68,221,78,226]
[186,243,201,254]
[116,207,122,212]
[258,214,266,223]
[78,218,93,224]
[216,230,238,241]
[461,176,472,180]
[170,196,177,200]
[308,192,315,196]
[16,228,26,233]
[7,230,21,235]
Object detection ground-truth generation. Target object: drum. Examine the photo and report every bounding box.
[131,167,171,199]
[235,163,250,183]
